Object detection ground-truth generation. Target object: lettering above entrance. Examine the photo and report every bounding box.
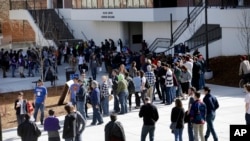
[101,11,115,19]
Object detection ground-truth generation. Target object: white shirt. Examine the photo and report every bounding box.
[78,56,84,65]
[245,93,250,114]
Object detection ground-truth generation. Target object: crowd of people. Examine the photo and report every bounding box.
[10,37,250,141]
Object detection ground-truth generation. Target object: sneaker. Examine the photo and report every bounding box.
[97,122,103,125]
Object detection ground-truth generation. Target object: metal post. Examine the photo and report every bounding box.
[9,0,12,10]
[170,13,173,45]
[205,0,209,69]
[187,0,190,26]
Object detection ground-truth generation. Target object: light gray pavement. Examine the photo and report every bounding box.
[0,63,246,141]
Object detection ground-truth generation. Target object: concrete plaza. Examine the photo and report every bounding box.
[0,63,246,141]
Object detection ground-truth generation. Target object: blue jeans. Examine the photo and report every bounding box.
[141,125,155,141]
[75,133,82,141]
[101,96,109,116]
[246,113,250,125]
[165,86,173,104]
[76,101,86,120]
[118,91,128,114]
[188,122,194,141]
[199,73,205,89]
[33,103,45,123]
[176,83,182,97]
[91,68,97,80]
[205,112,218,141]
[160,84,166,103]
[174,128,183,141]
[92,104,103,124]
[113,93,120,113]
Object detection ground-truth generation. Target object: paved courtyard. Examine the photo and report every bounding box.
[0,63,246,141]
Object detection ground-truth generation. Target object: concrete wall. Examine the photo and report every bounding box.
[0,0,35,44]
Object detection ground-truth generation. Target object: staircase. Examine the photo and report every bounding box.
[149,1,205,53]
[185,24,222,50]
[28,9,76,46]
[172,1,205,44]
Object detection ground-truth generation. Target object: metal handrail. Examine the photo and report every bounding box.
[172,1,204,44]
[185,26,222,50]
[148,38,171,51]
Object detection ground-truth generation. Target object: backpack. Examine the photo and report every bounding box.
[26,101,34,114]
[145,79,151,89]
[212,96,219,110]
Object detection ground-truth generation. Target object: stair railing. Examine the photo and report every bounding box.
[172,1,205,44]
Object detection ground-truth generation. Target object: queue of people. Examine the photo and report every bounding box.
[12,38,225,141]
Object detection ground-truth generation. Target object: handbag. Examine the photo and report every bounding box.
[170,110,181,130]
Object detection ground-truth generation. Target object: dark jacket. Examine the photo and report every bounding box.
[75,111,86,135]
[105,121,126,141]
[76,85,87,103]
[190,100,206,124]
[91,87,101,106]
[171,107,185,129]
[203,93,219,115]
[63,113,77,139]
[17,119,41,141]
[139,103,159,126]
[14,99,27,115]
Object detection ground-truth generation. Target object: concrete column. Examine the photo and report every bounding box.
[47,0,53,9]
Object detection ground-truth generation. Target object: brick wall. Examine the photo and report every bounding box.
[0,0,35,44]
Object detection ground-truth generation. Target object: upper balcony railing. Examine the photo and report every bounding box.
[10,0,250,10]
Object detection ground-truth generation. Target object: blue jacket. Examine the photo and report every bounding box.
[91,87,100,106]
[203,93,219,115]
[190,100,206,124]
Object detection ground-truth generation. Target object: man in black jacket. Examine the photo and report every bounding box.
[203,86,219,141]
[104,113,126,141]
[17,114,41,141]
[139,97,159,141]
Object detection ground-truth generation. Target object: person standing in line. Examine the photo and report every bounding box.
[17,114,41,141]
[90,80,104,125]
[69,77,80,106]
[76,79,87,120]
[203,86,219,141]
[101,75,110,116]
[18,55,26,78]
[139,97,159,141]
[63,105,77,141]
[239,55,250,83]
[140,70,147,104]
[145,65,156,102]
[89,54,99,80]
[33,79,47,125]
[190,92,206,141]
[10,56,17,77]
[44,109,61,141]
[78,54,85,74]
[132,71,142,109]
[14,92,27,125]
[104,113,126,141]
[244,84,250,125]
[164,64,174,105]
[171,99,185,141]
[117,74,128,115]
[112,69,120,113]
[187,87,196,141]
[74,106,86,141]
